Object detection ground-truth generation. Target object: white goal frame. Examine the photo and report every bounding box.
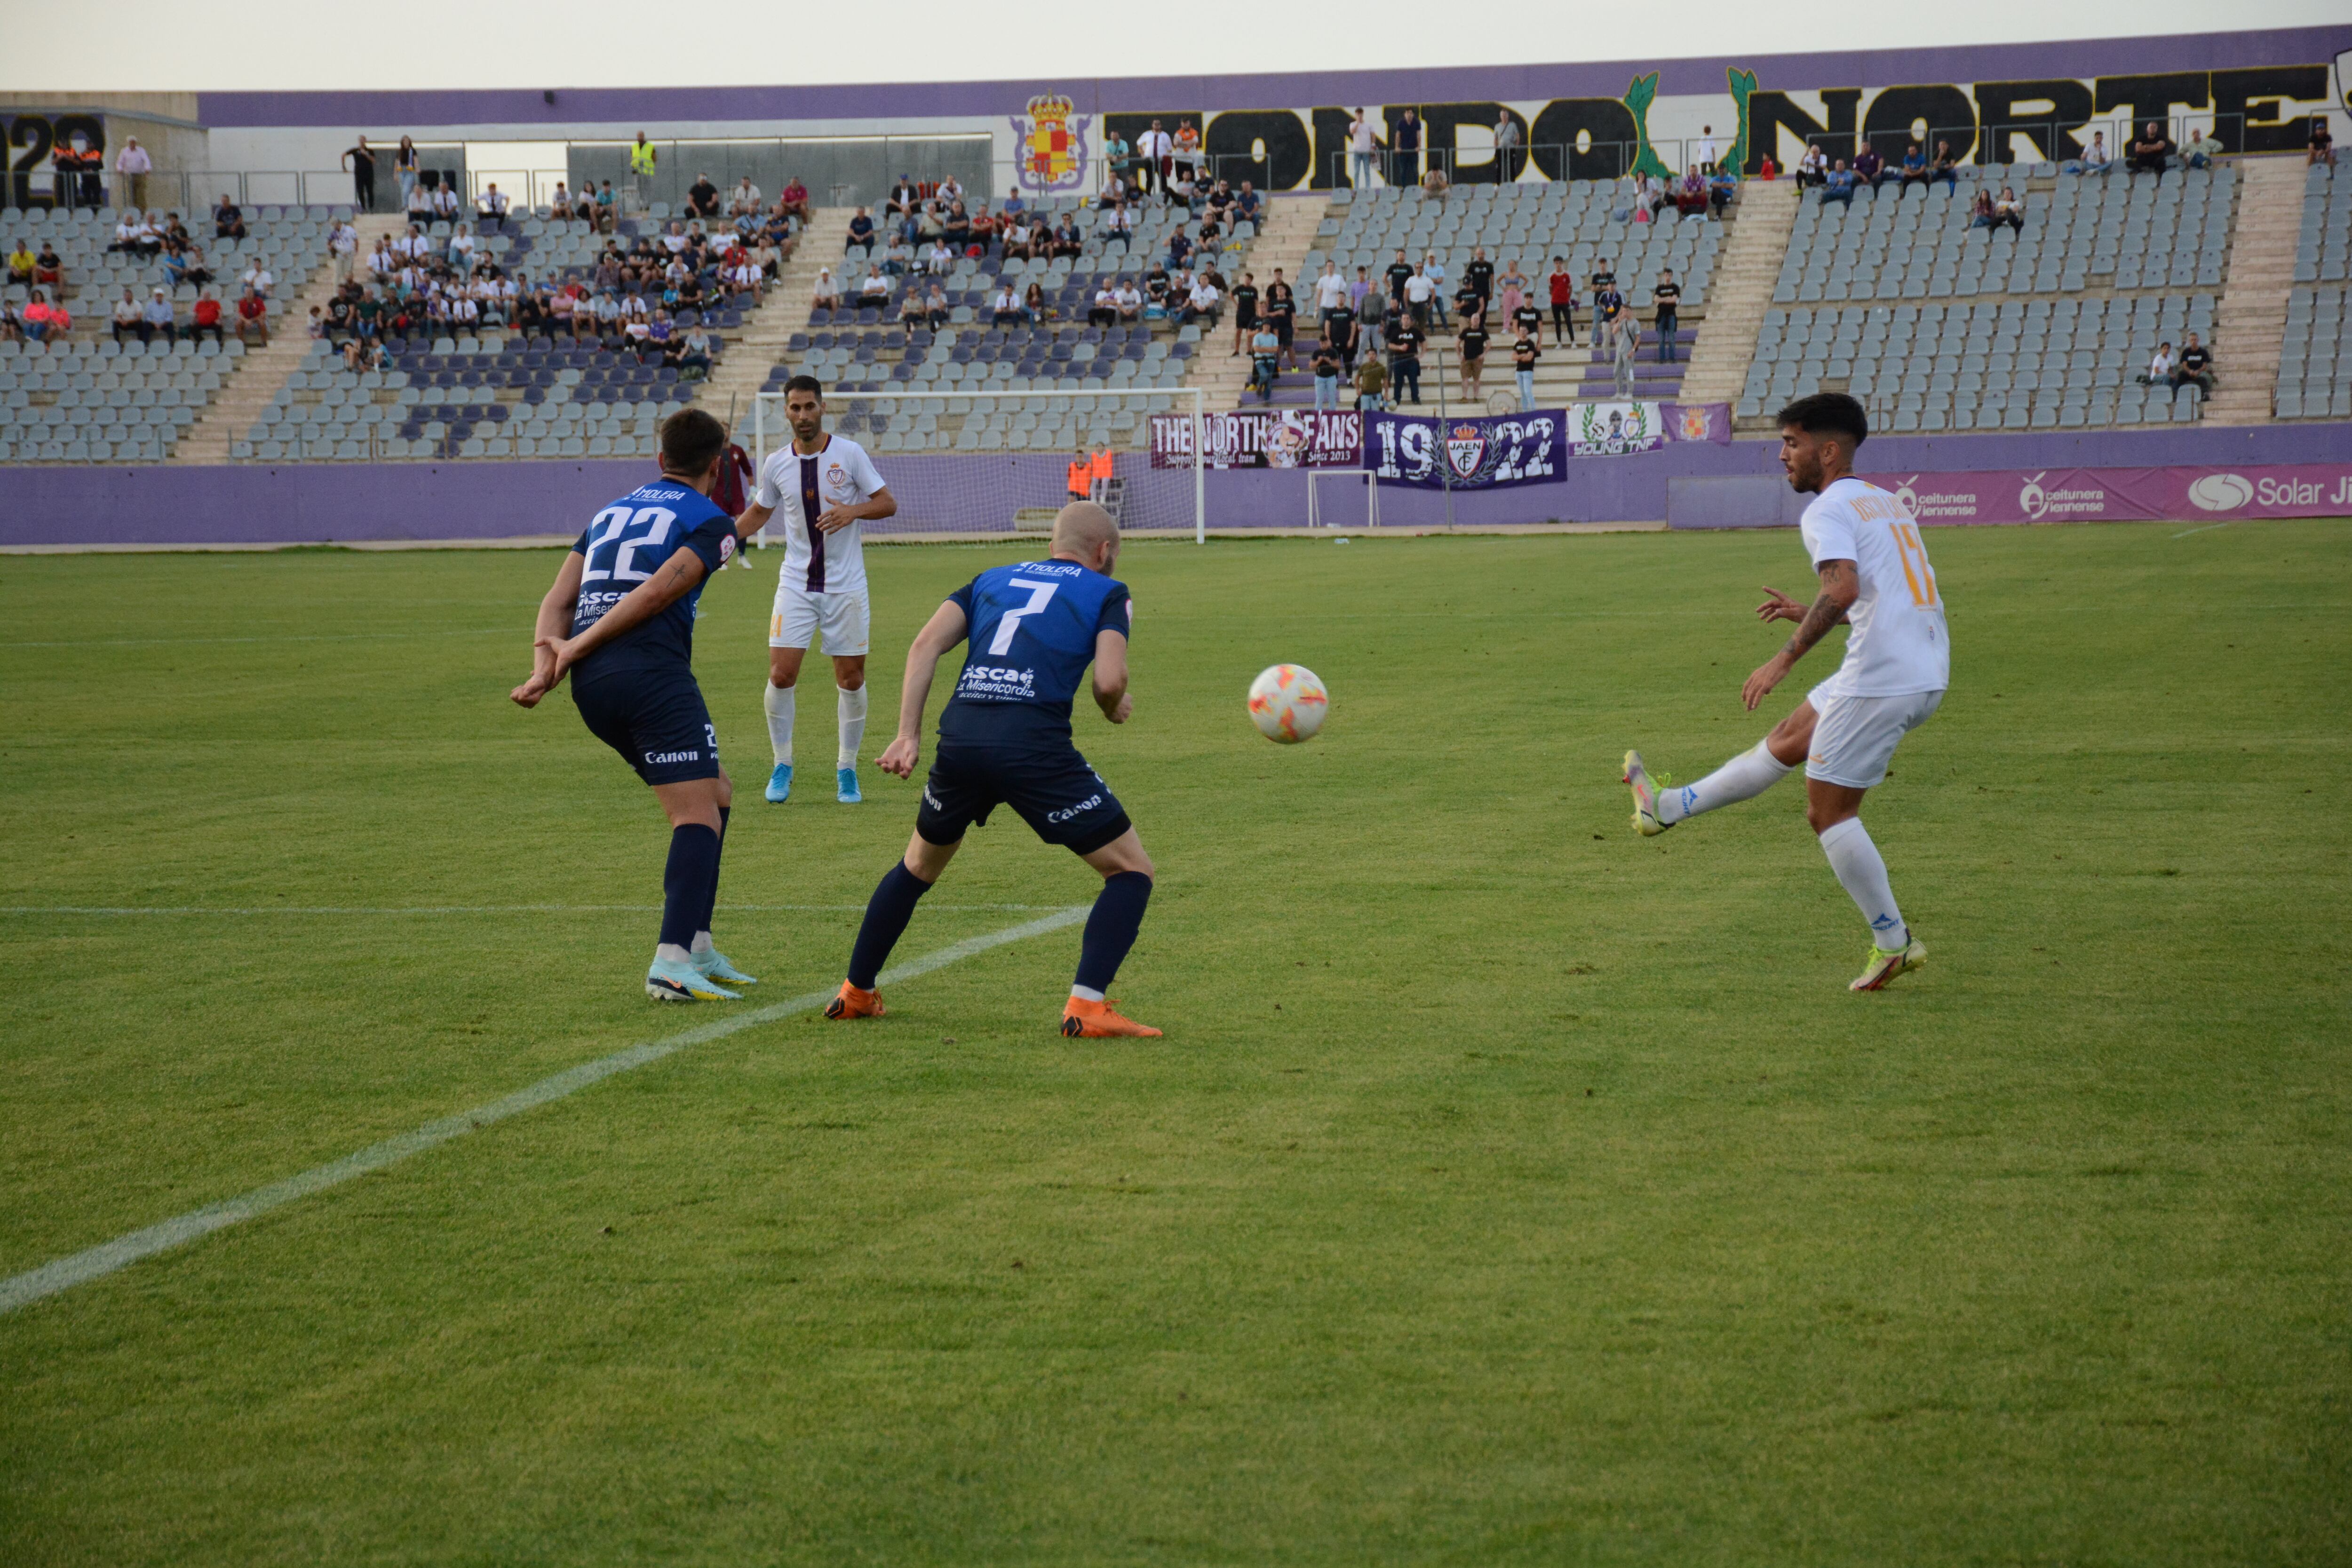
[1305,468,1381,531]
[753,385,1207,544]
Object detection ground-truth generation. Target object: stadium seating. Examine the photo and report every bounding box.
[2277,169,2348,420]
[1741,294,2218,430]
[0,336,238,461]
[1773,163,2235,305]
[1,201,332,322]
[233,335,697,461]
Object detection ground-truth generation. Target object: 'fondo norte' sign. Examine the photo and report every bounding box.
[1009,51,2346,191]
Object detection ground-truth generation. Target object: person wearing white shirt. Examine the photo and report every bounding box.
[924,239,956,275]
[1348,109,1379,188]
[1494,110,1522,162]
[1421,254,1449,326]
[1113,280,1143,321]
[2071,131,2112,176]
[1622,393,1948,992]
[431,183,461,220]
[736,376,900,804]
[1797,143,1827,188]
[726,259,763,302]
[1103,203,1134,249]
[477,183,510,228]
[1135,120,1174,199]
[936,175,964,207]
[2141,342,2175,384]
[113,136,152,209]
[1182,274,1221,328]
[239,262,275,298]
[549,181,575,217]
[1314,261,1349,318]
[730,176,762,215]
[858,266,890,309]
[1694,125,1719,171]
[329,219,358,283]
[992,283,1023,325]
[447,224,476,265]
[1090,283,1119,326]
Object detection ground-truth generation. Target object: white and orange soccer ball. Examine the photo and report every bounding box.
[1248,664,1328,744]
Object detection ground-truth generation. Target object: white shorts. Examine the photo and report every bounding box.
[1804,685,1944,789]
[768,585,870,655]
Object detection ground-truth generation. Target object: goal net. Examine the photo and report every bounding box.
[751,387,1206,542]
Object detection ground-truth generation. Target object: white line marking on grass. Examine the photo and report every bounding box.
[2172,522,2231,538]
[0,904,1065,917]
[0,905,1087,1318]
[0,628,512,650]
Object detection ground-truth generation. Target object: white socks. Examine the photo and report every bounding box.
[837,685,869,768]
[1069,984,1106,1003]
[762,681,796,766]
[1818,817,1908,949]
[1657,740,1794,824]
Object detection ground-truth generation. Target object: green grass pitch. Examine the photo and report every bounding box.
[1,520,2346,1564]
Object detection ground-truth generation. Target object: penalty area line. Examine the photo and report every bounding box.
[0,905,1087,1318]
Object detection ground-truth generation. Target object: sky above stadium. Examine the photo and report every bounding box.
[4,0,2344,92]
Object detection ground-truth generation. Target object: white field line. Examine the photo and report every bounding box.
[0,628,512,650]
[2171,522,2232,538]
[0,904,1065,916]
[0,905,1087,1318]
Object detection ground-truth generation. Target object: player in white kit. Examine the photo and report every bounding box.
[1622,393,1950,991]
[735,375,897,804]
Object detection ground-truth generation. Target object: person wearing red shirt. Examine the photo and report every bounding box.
[1546,255,1577,347]
[779,177,810,223]
[190,288,225,345]
[236,286,269,346]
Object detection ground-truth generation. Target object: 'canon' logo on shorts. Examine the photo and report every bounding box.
[644,749,701,764]
[1048,793,1103,824]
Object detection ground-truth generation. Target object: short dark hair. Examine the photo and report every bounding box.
[782,373,824,401]
[659,406,728,476]
[1776,391,1868,447]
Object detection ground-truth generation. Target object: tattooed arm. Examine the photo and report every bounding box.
[1741,558,1859,711]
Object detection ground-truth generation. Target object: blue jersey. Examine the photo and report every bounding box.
[938,559,1131,746]
[568,479,737,681]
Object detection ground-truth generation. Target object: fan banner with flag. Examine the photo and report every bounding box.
[1361,409,1566,490]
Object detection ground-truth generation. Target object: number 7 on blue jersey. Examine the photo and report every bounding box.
[988,579,1060,654]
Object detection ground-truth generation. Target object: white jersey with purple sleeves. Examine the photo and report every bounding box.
[753,433,886,597]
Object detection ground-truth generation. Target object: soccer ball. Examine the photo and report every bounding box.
[1248,664,1328,744]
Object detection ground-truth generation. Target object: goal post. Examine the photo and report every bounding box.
[1305,468,1381,531]
[751,386,1206,544]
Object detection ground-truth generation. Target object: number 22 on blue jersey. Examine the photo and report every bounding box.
[580,504,679,585]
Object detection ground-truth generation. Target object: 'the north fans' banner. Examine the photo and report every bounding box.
[1149,410,1362,468]
[1363,409,1566,490]
[1882,464,2352,523]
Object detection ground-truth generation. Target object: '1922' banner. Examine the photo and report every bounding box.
[1364,410,1564,490]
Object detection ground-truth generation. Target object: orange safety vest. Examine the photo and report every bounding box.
[1089,449,1114,481]
[1067,458,1090,497]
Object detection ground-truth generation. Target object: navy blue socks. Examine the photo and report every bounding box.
[660,823,722,951]
[848,861,933,989]
[1074,872,1152,995]
[691,806,730,942]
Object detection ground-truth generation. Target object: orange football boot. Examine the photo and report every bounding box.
[1060,997,1163,1038]
[824,981,886,1019]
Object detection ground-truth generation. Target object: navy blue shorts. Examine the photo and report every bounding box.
[916,741,1131,855]
[571,666,721,786]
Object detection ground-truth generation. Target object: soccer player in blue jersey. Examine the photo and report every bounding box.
[509,408,759,1003]
[826,501,1162,1038]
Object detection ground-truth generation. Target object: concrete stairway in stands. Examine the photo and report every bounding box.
[1182,195,1325,410]
[690,207,853,448]
[175,214,404,464]
[1678,179,1796,415]
[2203,156,2303,426]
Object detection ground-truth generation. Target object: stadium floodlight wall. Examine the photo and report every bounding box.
[5,422,2351,549]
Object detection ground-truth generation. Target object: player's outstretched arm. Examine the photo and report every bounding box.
[1742,559,1858,711]
[1091,630,1133,724]
[734,500,775,541]
[511,549,585,707]
[878,599,969,778]
[541,544,709,682]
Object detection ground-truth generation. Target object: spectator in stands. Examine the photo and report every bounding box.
[1494,109,1522,164]
[314,301,338,340]
[1423,253,1450,326]
[1456,313,1488,402]
[1136,119,1174,199]
[1089,279,1119,328]
[882,230,914,276]
[1168,166,1201,212]
[1246,316,1282,402]
[343,135,378,211]
[1609,304,1640,398]
[1001,213,1038,261]
[0,297,22,342]
[942,200,972,252]
[1049,212,1082,260]
[211,195,247,241]
[240,255,275,298]
[1326,292,1359,374]
[111,287,144,343]
[447,223,477,268]
[1348,265,1374,311]
[22,289,68,342]
[1421,164,1451,202]
[33,240,62,289]
[857,265,891,312]
[2171,333,2214,397]
[2183,129,2217,170]
[1673,167,1708,217]
[684,172,719,220]
[1462,247,1494,312]
[1594,275,1626,348]
[1548,256,1577,346]
[2068,131,2111,177]
[1653,269,1681,362]
[477,183,510,229]
[139,286,177,344]
[845,207,876,255]
[1349,109,1379,188]
[2130,123,2175,178]
[109,212,155,255]
[2310,117,2335,169]
[1968,187,1998,228]
[1353,350,1386,411]
[772,175,808,223]
[1589,255,1616,318]
[1263,268,1299,369]
[1234,182,1263,235]
[391,137,420,212]
[1103,200,1134,250]
[327,215,357,284]
[1898,143,1931,191]
[405,179,435,223]
[811,266,841,313]
[1314,260,1348,325]
[1821,159,1858,207]
[189,287,226,346]
[114,136,151,209]
[1224,270,1258,355]
[1113,277,1143,322]
[1311,331,1343,410]
[1695,125,1720,173]
[919,279,948,329]
[1757,152,1779,181]
[921,235,956,275]
[1165,224,1192,271]
[432,182,461,222]
[726,175,762,218]
[1023,279,1047,320]
[1708,163,1739,215]
[593,181,619,232]
[9,238,36,286]
[1391,108,1423,187]
[1511,325,1539,411]
[1993,186,2025,231]
[2140,342,2174,384]
[1181,271,1221,330]
[1384,307,1423,404]
[1174,119,1204,185]
[1104,129,1134,193]
[1931,140,1960,193]
[163,237,212,289]
[1796,143,1827,188]
[1852,143,1885,191]
[548,181,575,218]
